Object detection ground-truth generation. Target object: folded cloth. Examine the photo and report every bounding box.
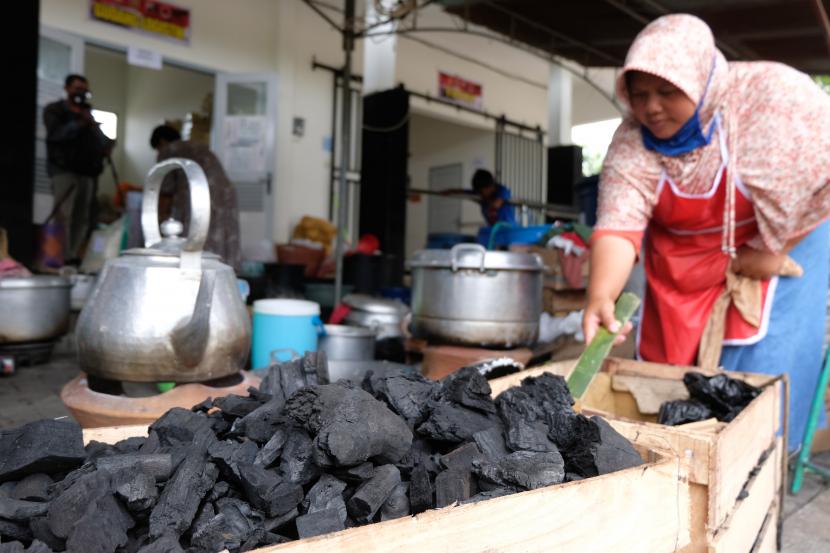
[698,256,802,370]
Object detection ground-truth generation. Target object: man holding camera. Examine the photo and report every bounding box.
[43,74,113,263]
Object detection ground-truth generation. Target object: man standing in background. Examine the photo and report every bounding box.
[43,74,112,263]
[471,169,516,225]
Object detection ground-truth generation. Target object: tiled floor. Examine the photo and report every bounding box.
[3,349,830,551]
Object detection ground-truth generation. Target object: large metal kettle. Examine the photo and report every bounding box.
[76,158,251,382]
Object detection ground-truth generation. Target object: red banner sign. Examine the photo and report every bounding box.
[438,72,483,110]
[90,0,191,42]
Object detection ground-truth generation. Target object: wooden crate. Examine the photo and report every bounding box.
[83,424,691,552]
[490,357,785,553]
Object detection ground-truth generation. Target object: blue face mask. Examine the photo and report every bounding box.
[641,58,717,157]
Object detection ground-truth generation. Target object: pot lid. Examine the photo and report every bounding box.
[122,218,220,260]
[342,294,408,315]
[408,246,544,271]
[0,275,71,289]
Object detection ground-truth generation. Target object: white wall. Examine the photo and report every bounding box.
[41,0,618,247]
[406,112,494,258]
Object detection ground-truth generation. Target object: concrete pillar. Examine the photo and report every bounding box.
[362,0,398,95]
[548,64,573,145]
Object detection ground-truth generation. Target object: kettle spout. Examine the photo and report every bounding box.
[171,271,215,368]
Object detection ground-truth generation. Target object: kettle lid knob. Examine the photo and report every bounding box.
[160,218,184,238]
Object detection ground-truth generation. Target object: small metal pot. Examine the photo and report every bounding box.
[0,276,71,343]
[342,294,409,340]
[319,324,376,361]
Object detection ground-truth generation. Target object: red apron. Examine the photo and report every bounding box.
[637,119,777,365]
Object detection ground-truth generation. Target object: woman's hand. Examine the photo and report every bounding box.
[731,246,786,280]
[583,295,633,346]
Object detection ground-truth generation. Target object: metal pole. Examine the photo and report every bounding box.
[334,0,356,306]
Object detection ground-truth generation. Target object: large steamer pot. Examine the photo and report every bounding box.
[319,324,376,361]
[409,244,544,348]
[0,276,71,343]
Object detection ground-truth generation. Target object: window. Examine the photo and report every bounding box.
[92,109,118,140]
[571,117,622,176]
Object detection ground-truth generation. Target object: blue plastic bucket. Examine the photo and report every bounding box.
[252,299,324,370]
[477,224,553,248]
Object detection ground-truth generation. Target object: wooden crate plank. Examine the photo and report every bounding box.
[710,385,779,529]
[83,424,148,443]
[257,456,690,553]
[749,507,778,553]
[708,444,778,553]
[678,483,710,553]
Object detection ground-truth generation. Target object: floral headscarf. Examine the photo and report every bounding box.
[597,13,830,252]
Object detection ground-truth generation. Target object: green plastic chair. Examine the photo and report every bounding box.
[791,346,830,493]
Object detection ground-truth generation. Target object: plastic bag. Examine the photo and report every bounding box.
[683,372,760,422]
[657,399,713,425]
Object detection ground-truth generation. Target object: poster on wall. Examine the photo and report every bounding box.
[438,72,483,110]
[89,0,191,43]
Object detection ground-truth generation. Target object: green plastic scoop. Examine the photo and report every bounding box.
[567,292,641,399]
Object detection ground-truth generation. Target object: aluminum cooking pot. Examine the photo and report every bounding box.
[0,276,70,343]
[319,324,376,361]
[408,244,544,348]
[342,294,409,340]
[76,158,251,382]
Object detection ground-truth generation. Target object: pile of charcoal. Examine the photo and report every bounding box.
[0,354,643,553]
[658,371,761,426]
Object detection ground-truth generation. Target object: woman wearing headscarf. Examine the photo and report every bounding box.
[584,14,830,449]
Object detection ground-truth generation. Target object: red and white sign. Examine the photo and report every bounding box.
[90,0,191,43]
[438,72,483,110]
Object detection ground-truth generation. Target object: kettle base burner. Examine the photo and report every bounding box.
[0,341,57,374]
[60,370,261,428]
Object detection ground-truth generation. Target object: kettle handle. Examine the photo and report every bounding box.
[142,158,211,258]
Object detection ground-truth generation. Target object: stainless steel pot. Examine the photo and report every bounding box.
[0,276,71,343]
[76,159,251,382]
[342,294,408,340]
[319,324,376,361]
[408,244,544,347]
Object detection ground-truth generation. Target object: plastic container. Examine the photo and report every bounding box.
[477,224,553,249]
[252,299,324,369]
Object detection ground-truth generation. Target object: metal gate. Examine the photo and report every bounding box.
[494,118,545,226]
[329,68,363,244]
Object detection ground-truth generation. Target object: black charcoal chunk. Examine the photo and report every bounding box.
[113,470,159,512]
[136,533,184,553]
[208,412,232,436]
[279,428,320,485]
[0,496,49,520]
[215,497,265,544]
[263,507,299,534]
[0,420,85,482]
[11,473,51,502]
[333,462,374,484]
[254,428,288,467]
[138,432,161,455]
[233,399,286,444]
[260,357,308,403]
[29,517,64,551]
[439,443,484,472]
[434,470,471,508]
[260,532,292,546]
[287,384,413,467]
[95,454,173,482]
[0,543,23,553]
[208,439,259,485]
[0,482,15,497]
[591,417,643,475]
[190,504,262,553]
[85,441,119,460]
[380,483,409,521]
[48,469,111,538]
[497,388,557,452]
[0,518,31,542]
[547,412,602,477]
[148,457,218,539]
[365,373,439,425]
[189,500,215,537]
[66,492,134,553]
[24,540,52,553]
[237,463,303,517]
[408,464,432,514]
[302,474,347,523]
[440,367,497,415]
[417,401,498,444]
[191,398,214,413]
[295,508,345,539]
[463,488,513,504]
[148,409,217,456]
[213,394,264,419]
[346,464,400,523]
[473,426,510,460]
[474,450,565,491]
[115,437,147,453]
